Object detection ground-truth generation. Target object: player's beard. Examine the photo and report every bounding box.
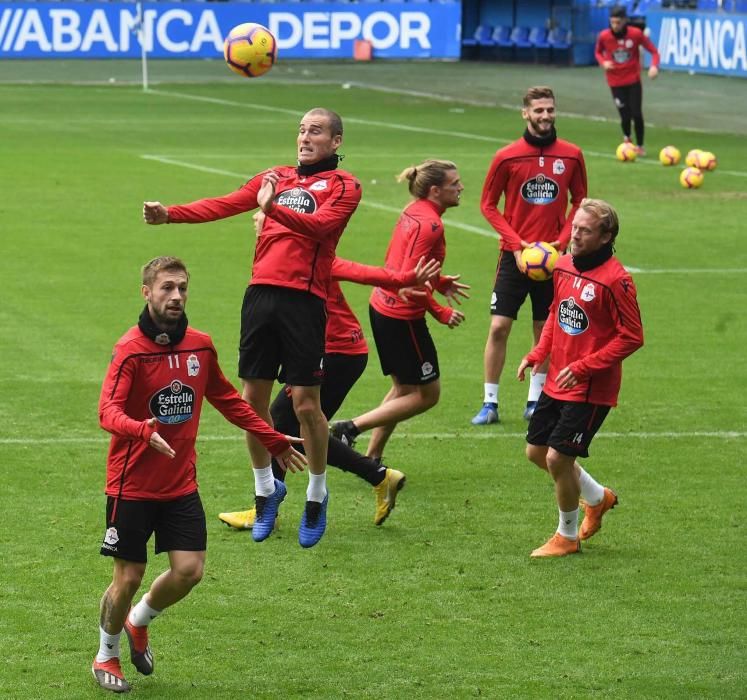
[152,305,184,330]
[528,117,554,137]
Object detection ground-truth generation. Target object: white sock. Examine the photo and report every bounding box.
[483,383,499,404]
[528,372,546,403]
[306,472,327,503]
[578,466,605,506]
[96,627,121,662]
[128,597,161,628]
[557,508,579,539]
[254,465,275,497]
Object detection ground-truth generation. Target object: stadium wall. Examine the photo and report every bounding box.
[647,8,747,77]
[0,1,462,59]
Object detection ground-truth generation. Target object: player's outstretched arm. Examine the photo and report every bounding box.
[143,201,169,225]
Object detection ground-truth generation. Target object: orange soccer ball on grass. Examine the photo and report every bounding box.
[224,23,277,79]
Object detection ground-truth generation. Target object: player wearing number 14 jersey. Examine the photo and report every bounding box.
[517,199,643,558]
[472,86,587,426]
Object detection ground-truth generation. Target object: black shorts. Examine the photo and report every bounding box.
[99,492,207,563]
[526,392,611,458]
[491,251,553,321]
[611,82,643,118]
[239,285,326,386]
[270,352,369,434]
[369,306,439,385]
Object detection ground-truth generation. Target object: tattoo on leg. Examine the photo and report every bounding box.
[100,589,116,632]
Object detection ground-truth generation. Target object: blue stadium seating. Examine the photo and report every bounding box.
[462,24,493,48]
[529,27,550,49]
[547,26,572,51]
[510,26,532,49]
[491,25,513,48]
[696,0,719,9]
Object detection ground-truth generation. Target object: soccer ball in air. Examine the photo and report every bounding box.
[521,242,560,282]
[679,167,704,189]
[685,149,703,168]
[695,150,717,171]
[223,23,277,78]
[616,142,637,162]
[659,146,681,166]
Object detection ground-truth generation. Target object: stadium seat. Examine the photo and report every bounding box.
[492,25,513,48]
[462,24,494,48]
[547,27,572,50]
[735,0,747,11]
[530,27,550,49]
[510,26,531,49]
[697,0,719,8]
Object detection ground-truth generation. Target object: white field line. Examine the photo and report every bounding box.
[147,88,747,178]
[0,431,744,446]
[140,154,747,273]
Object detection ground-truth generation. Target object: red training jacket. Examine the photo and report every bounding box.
[595,26,660,88]
[369,198,453,322]
[99,325,291,500]
[481,136,587,253]
[166,166,362,301]
[327,258,417,355]
[525,253,644,406]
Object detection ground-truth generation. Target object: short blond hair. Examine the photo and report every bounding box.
[579,198,620,241]
[397,159,458,199]
[141,256,189,287]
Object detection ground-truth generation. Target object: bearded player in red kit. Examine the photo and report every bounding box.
[595,5,660,156]
[92,257,306,693]
[472,86,587,426]
[517,199,643,558]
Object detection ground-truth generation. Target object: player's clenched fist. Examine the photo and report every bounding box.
[143,201,169,225]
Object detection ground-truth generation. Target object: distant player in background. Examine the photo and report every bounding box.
[92,257,305,693]
[218,213,441,529]
[517,199,643,557]
[143,108,361,548]
[472,86,587,426]
[331,160,469,463]
[595,4,660,156]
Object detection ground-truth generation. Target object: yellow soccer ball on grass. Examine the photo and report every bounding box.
[679,167,704,189]
[659,146,681,166]
[685,149,704,168]
[616,142,637,162]
[695,150,717,171]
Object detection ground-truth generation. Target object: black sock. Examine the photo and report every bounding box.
[327,436,385,486]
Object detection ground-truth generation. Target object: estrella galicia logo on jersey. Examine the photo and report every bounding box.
[613,48,631,63]
[150,380,196,424]
[275,187,317,214]
[558,297,589,335]
[521,174,560,205]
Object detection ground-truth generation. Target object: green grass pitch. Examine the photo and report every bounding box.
[0,60,745,698]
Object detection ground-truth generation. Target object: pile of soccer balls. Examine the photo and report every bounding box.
[616,139,717,190]
[659,147,717,190]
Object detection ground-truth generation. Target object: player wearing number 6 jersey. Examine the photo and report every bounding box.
[472,86,587,426]
[517,199,643,558]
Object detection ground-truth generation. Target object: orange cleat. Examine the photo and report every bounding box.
[530,532,581,558]
[579,488,618,541]
[124,616,153,676]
